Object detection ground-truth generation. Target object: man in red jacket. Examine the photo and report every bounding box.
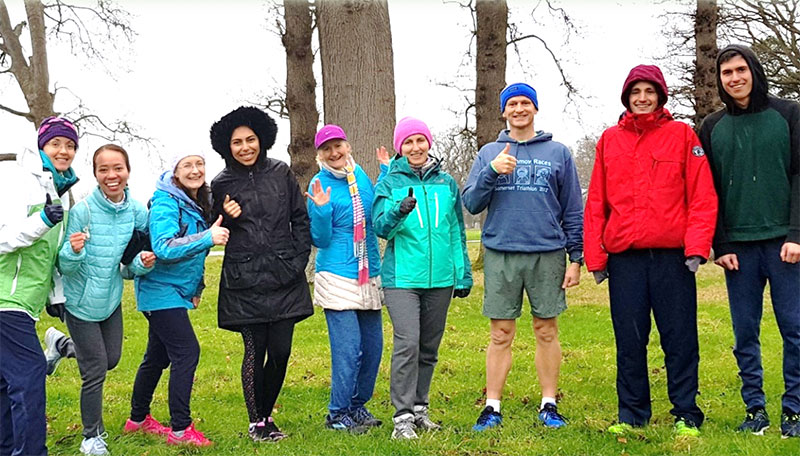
[584,65,718,437]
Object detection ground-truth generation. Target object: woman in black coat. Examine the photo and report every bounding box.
[209,106,313,442]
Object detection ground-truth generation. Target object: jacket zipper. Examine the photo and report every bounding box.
[434,192,440,228]
[9,255,22,296]
[424,185,432,288]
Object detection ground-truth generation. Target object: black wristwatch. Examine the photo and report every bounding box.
[570,257,584,266]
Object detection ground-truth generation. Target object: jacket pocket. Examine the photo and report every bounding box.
[650,159,683,189]
[222,252,258,290]
[265,248,303,290]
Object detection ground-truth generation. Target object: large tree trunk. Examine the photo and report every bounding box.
[475,0,507,150]
[282,0,319,192]
[282,0,320,283]
[317,0,395,179]
[473,0,508,270]
[694,0,720,128]
[0,0,56,127]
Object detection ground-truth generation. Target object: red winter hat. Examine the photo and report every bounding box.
[621,65,668,111]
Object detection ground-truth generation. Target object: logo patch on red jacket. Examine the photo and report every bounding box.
[692,146,705,157]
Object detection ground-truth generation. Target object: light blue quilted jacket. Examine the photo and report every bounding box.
[58,186,152,321]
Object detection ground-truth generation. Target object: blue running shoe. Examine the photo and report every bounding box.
[325,413,367,434]
[473,406,502,431]
[538,403,567,428]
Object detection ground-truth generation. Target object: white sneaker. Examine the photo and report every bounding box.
[44,327,66,375]
[79,433,109,455]
[391,416,418,440]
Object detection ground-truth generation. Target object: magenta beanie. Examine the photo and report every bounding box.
[393,117,433,155]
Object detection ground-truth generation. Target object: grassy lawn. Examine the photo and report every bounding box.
[41,247,800,455]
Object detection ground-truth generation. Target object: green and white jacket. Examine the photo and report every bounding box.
[372,156,472,290]
[0,149,72,319]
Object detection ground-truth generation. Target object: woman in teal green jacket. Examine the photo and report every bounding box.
[372,117,472,440]
[58,144,155,455]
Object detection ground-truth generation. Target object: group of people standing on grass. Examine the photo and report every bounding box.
[0,42,798,456]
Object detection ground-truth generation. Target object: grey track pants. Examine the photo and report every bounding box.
[65,305,123,438]
[384,287,453,417]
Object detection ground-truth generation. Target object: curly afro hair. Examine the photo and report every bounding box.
[209,106,278,162]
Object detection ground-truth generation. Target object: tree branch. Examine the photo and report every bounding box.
[507,32,576,95]
[0,102,32,120]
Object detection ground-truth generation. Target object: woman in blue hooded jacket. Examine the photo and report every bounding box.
[126,151,229,447]
[58,144,155,455]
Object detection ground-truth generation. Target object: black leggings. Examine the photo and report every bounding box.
[240,319,296,423]
[130,308,200,432]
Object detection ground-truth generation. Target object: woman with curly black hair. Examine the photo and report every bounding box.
[209,106,313,442]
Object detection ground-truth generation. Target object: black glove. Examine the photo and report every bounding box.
[593,270,609,284]
[46,303,66,322]
[399,188,416,215]
[121,229,152,265]
[42,194,64,226]
[453,288,471,299]
[685,256,703,273]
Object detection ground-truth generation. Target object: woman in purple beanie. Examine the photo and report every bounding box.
[0,116,80,456]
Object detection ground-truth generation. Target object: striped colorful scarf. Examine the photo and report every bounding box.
[343,161,369,286]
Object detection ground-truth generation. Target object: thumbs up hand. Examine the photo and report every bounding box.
[41,194,64,227]
[210,215,230,246]
[222,194,242,218]
[399,187,417,215]
[490,144,516,175]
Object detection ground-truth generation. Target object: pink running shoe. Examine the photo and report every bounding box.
[124,414,171,436]
[166,422,212,447]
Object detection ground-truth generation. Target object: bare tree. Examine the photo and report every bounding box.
[0,0,149,152]
[438,125,480,228]
[475,0,507,150]
[661,0,800,125]
[722,0,800,100]
[317,0,395,179]
[279,0,319,191]
[1,0,56,125]
[572,134,598,189]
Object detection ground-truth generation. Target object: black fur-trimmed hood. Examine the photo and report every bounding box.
[209,106,278,167]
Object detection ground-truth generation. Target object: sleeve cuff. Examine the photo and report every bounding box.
[40,211,54,228]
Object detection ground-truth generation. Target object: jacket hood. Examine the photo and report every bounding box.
[496,129,553,144]
[209,106,278,169]
[621,65,668,111]
[716,44,769,114]
[155,170,202,214]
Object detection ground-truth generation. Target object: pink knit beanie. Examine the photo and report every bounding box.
[393,117,433,155]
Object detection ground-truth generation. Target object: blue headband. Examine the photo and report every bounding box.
[500,83,538,112]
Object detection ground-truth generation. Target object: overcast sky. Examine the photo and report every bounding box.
[1,0,679,202]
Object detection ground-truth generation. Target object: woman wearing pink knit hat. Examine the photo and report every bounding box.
[372,117,473,439]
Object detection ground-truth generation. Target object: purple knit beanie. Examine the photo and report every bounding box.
[38,116,79,150]
[393,117,433,155]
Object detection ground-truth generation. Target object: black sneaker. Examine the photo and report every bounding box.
[264,417,287,441]
[737,407,769,435]
[781,409,800,439]
[248,421,270,442]
[351,406,382,428]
